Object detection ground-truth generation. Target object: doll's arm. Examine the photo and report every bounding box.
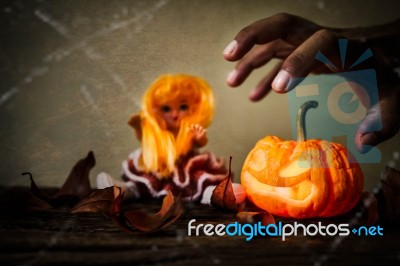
[128,113,142,141]
[189,124,208,148]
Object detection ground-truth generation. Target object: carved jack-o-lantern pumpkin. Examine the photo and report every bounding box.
[241,101,364,218]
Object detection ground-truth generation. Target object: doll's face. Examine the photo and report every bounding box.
[158,100,189,131]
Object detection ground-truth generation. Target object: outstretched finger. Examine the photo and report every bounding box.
[271,29,337,93]
[355,93,400,153]
[249,61,283,101]
[227,40,293,87]
[223,13,318,62]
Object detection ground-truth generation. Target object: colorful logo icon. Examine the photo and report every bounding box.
[288,39,382,163]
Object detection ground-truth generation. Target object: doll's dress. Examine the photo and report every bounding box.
[97,148,228,202]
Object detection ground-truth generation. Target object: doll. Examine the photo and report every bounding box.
[128,74,214,177]
[97,74,244,203]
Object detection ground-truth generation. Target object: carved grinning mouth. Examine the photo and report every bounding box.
[245,147,312,188]
[242,170,314,202]
[277,159,311,187]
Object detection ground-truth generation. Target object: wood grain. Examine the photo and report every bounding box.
[0,187,399,266]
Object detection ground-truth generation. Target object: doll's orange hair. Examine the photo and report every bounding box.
[139,74,214,177]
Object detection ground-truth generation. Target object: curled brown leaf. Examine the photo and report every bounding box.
[0,188,51,213]
[112,191,184,233]
[70,186,121,215]
[237,211,276,226]
[211,157,237,211]
[27,151,95,208]
[55,151,95,199]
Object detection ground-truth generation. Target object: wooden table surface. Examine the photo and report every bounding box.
[0,187,399,266]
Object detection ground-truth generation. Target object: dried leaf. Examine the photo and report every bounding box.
[0,188,51,213]
[211,157,237,211]
[112,191,184,233]
[27,172,79,208]
[70,186,120,214]
[380,166,400,222]
[55,151,95,199]
[27,151,95,208]
[237,211,276,226]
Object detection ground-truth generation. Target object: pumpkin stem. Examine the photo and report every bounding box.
[297,100,318,142]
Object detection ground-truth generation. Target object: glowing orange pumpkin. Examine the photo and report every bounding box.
[241,101,364,218]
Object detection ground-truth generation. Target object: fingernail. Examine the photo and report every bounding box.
[361,133,378,146]
[249,88,257,97]
[227,70,238,85]
[223,40,237,55]
[360,133,378,153]
[272,70,290,92]
[249,88,259,100]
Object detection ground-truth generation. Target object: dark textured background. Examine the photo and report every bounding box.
[1,0,399,191]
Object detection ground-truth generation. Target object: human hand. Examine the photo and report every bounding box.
[223,13,367,98]
[355,83,400,153]
[223,13,400,152]
[189,124,208,147]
